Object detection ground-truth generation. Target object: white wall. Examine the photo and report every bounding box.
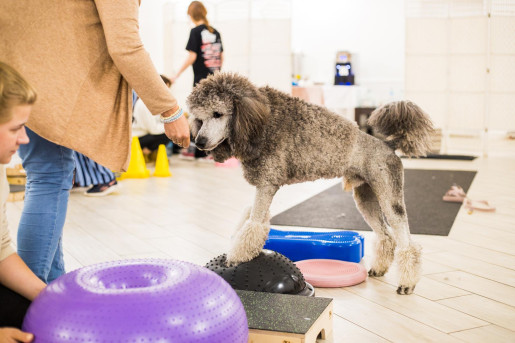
[291,0,406,105]
[405,0,515,143]
[139,0,168,73]
[139,0,405,106]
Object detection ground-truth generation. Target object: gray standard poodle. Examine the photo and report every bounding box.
[186,73,433,294]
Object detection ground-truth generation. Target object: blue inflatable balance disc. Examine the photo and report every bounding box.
[264,228,364,263]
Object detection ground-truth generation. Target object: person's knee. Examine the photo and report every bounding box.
[24,152,75,189]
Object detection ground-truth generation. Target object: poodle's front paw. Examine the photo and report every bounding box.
[397,284,416,295]
[225,248,258,267]
[225,219,270,267]
[225,238,261,266]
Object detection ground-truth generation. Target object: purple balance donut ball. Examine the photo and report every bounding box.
[23,259,248,342]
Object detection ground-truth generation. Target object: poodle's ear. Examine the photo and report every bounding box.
[210,140,233,163]
[231,95,270,160]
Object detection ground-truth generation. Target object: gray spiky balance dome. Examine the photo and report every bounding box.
[205,250,315,296]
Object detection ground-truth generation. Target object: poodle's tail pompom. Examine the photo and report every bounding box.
[367,100,434,157]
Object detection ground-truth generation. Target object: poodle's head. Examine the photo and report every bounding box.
[186,72,270,162]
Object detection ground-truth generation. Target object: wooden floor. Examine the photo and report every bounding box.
[6,134,515,342]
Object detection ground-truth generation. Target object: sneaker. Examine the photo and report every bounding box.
[84,180,119,197]
[71,183,88,193]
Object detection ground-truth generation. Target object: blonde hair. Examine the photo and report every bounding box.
[0,61,37,124]
[187,1,214,33]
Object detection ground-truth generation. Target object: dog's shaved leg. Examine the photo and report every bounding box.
[249,186,277,222]
[378,196,422,295]
[353,183,396,277]
[226,185,278,266]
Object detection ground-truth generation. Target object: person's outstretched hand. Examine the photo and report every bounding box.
[0,328,34,343]
[164,114,190,148]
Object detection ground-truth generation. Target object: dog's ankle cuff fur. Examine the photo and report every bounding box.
[227,220,270,264]
[396,242,422,286]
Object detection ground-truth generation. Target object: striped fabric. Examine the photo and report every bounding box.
[73,152,114,187]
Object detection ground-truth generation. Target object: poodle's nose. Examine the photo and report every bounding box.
[196,136,208,149]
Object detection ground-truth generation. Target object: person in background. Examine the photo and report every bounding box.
[0,62,46,342]
[172,1,223,161]
[132,75,175,162]
[1,0,190,284]
[73,152,118,196]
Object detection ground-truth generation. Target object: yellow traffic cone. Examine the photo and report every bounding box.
[153,144,172,177]
[119,137,150,179]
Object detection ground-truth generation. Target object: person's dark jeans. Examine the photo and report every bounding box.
[0,284,31,328]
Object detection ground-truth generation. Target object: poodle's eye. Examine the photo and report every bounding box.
[195,118,203,126]
[213,112,223,119]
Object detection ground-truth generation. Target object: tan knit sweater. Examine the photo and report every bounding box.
[0,167,15,262]
[0,0,177,171]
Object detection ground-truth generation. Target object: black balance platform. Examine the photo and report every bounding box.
[206,250,314,296]
[237,290,333,343]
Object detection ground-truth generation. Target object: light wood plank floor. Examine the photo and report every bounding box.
[6,134,515,342]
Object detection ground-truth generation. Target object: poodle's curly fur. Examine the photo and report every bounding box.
[187,72,434,294]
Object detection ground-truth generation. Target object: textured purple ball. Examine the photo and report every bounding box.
[23,259,248,342]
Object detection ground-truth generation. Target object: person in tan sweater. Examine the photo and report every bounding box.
[0,0,190,284]
[0,62,46,342]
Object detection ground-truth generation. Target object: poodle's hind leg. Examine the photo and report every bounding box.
[353,183,396,277]
[226,185,278,266]
[377,186,422,295]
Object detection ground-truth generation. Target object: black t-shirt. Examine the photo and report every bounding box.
[186,24,223,85]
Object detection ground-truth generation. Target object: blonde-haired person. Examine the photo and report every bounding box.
[0,62,46,342]
[1,1,190,284]
[172,1,223,160]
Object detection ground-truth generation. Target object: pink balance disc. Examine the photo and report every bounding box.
[295,259,367,288]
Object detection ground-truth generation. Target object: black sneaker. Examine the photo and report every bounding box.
[84,180,119,197]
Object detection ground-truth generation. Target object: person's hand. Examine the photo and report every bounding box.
[169,75,178,84]
[164,114,190,148]
[0,328,34,343]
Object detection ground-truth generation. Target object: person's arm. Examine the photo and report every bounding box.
[93,0,190,147]
[0,173,45,301]
[0,328,34,342]
[0,253,46,301]
[0,202,36,341]
[171,51,197,83]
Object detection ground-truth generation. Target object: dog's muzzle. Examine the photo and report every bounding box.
[195,137,226,151]
[195,136,208,149]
